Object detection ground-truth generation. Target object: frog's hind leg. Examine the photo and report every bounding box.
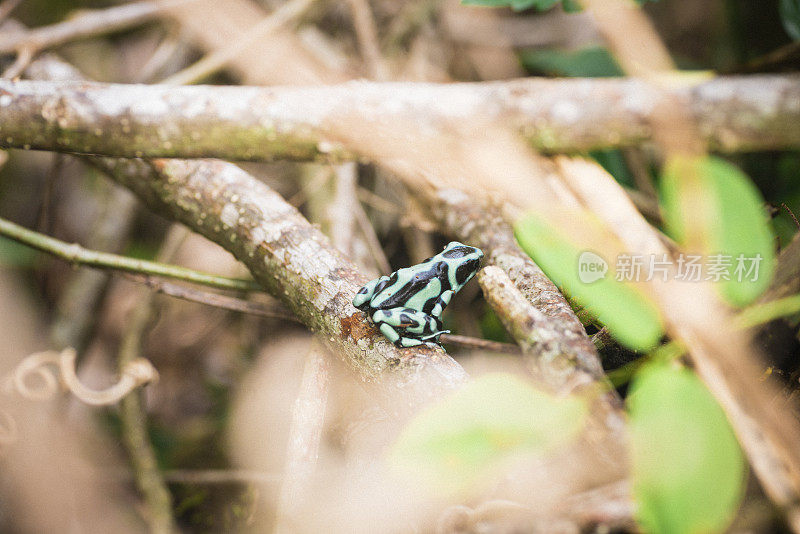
[417,316,449,345]
[397,336,424,348]
[378,322,402,345]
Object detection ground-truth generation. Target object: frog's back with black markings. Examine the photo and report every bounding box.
[363,243,482,313]
[367,262,444,311]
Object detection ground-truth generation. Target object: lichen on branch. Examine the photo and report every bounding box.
[0,76,798,160]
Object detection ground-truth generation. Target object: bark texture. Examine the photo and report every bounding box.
[0,76,798,161]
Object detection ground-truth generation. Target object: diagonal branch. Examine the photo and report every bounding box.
[91,157,468,416]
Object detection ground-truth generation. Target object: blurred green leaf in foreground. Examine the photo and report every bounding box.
[629,363,746,534]
[390,373,587,494]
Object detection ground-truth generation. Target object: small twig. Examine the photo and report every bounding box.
[384,0,440,52]
[729,40,800,74]
[1,43,32,78]
[357,186,403,215]
[353,201,392,273]
[159,0,318,86]
[134,27,186,84]
[329,162,391,274]
[0,0,199,55]
[346,0,390,80]
[288,165,331,207]
[0,215,261,292]
[782,202,800,230]
[439,333,520,354]
[126,273,300,323]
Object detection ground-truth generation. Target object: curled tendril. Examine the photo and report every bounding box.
[8,350,60,400]
[4,348,158,406]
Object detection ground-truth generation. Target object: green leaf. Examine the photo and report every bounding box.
[390,373,586,494]
[520,46,623,77]
[629,363,745,534]
[780,0,800,40]
[660,156,775,306]
[514,213,663,351]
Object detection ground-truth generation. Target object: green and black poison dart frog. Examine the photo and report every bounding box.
[353,242,484,348]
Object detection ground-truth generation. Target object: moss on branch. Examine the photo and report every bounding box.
[0,76,798,160]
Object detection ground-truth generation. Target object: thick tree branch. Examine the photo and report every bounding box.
[0,76,798,159]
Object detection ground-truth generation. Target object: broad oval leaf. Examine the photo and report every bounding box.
[660,156,775,306]
[390,373,587,494]
[514,213,663,351]
[629,363,745,534]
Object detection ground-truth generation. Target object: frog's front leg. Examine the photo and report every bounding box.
[429,289,454,320]
[353,276,388,310]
